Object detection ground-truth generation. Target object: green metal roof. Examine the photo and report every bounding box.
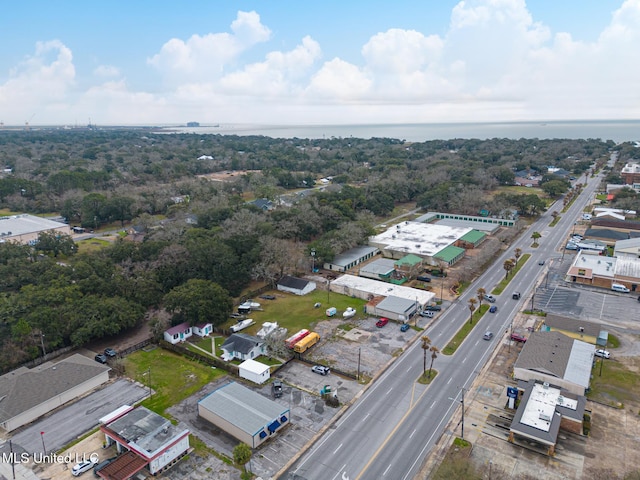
[395,253,423,267]
[460,230,486,243]
[434,245,465,263]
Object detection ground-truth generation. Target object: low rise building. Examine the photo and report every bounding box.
[198,381,289,448]
[99,405,190,478]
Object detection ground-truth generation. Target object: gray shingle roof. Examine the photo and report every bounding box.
[514,331,573,378]
[277,275,309,290]
[0,354,110,422]
[221,333,263,355]
[543,314,602,339]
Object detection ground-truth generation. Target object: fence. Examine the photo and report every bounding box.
[159,340,240,376]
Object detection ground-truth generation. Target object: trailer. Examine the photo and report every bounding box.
[293,332,320,353]
[326,307,337,317]
[285,329,310,349]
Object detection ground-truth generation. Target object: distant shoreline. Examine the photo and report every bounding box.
[2,119,639,143]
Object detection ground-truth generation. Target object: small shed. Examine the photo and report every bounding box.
[164,322,193,344]
[239,359,271,384]
[277,276,316,296]
[193,322,213,337]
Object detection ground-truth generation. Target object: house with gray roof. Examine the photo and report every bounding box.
[198,381,289,448]
[0,353,110,432]
[513,331,594,395]
[220,333,265,362]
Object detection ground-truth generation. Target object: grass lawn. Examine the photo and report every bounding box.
[76,237,112,253]
[221,290,368,336]
[588,358,640,409]
[418,370,438,384]
[442,304,489,355]
[123,347,223,414]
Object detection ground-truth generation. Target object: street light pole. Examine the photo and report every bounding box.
[40,431,47,456]
[311,249,316,272]
[461,387,465,440]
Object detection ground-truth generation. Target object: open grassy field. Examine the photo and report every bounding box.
[221,289,367,336]
[123,346,224,414]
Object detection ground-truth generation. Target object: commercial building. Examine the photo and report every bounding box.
[509,380,587,456]
[566,250,640,291]
[330,274,435,308]
[198,382,289,448]
[0,214,70,245]
[513,331,594,396]
[365,295,418,322]
[323,246,379,272]
[0,354,110,432]
[541,314,608,346]
[99,405,190,478]
[369,221,471,263]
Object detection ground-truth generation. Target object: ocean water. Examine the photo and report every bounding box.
[165,120,640,143]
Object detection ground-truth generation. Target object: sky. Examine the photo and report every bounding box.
[0,0,638,127]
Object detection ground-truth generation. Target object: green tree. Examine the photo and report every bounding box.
[531,231,541,246]
[514,248,522,265]
[503,259,515,279]
[468,298,477,324]
[35,231,78,257]
[476,287,486,312]
[163,279,233,327]
[428,344,439,379]
[421,336,432,377]
[233,443,252,475]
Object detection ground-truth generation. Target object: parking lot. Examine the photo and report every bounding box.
[160,313,440,480]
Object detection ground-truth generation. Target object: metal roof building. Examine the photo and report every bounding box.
[513,331,594,395]
[323,245,379,272]
[330,274,435,308]
[365,295,418,322]
[198,382,289,448]
[0,214,70,245]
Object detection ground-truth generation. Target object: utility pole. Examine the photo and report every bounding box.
[147,367,152,398]
[40,333,46,359]
[461,387,465,440]
[9,440,15,480]
[357,347,361,381]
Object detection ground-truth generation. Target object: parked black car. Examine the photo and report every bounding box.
[272,380,283,398]
[94,353,108,364]
[416,275,431,282]
[425,305,442,311]
[104,348,117,358]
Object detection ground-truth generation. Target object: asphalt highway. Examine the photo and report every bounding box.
[286,166,603,480]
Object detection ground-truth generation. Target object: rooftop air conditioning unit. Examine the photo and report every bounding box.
[539,413,552,422]
[543,382,549,389]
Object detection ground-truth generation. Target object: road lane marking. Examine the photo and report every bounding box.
[330,464,347,480]
[362,413,370,423]
[383,464,392,476]
[333,443,343,455]
[447,378,452,385]
[386,387,393,395]
[430,401,436,409]
[409,429,417,439]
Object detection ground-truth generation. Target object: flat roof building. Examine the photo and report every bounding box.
[369,221,471,262]
[100,405,190,478]
[330,274,435,308]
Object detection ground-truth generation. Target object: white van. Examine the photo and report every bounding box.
[611,283,630,293]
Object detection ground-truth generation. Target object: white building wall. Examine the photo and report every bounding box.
[148,435,190,474]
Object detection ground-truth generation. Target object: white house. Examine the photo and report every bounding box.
[193,322,213,337]
[239,359,271,384]
[277,276,316,296]
[220,333,265,361]
[164,322,193,344]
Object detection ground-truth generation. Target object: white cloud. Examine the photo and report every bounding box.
[2,2,640,125]
[147,10,271,85]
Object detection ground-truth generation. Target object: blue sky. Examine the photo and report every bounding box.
[0,0,636,126]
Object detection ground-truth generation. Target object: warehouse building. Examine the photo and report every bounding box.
[0,214,70,245]
[198,382,289,448]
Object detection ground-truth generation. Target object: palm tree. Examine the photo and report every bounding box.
[421,336,432,376]
[531,231,541,246]
[428,345,439,379]
[476,287,486,311]
[468,298,477,324]
[503,259,515,279]
[514,248,522,265]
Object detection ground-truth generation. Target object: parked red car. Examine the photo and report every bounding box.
[376,317,389,328]
[510,333,527,343]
